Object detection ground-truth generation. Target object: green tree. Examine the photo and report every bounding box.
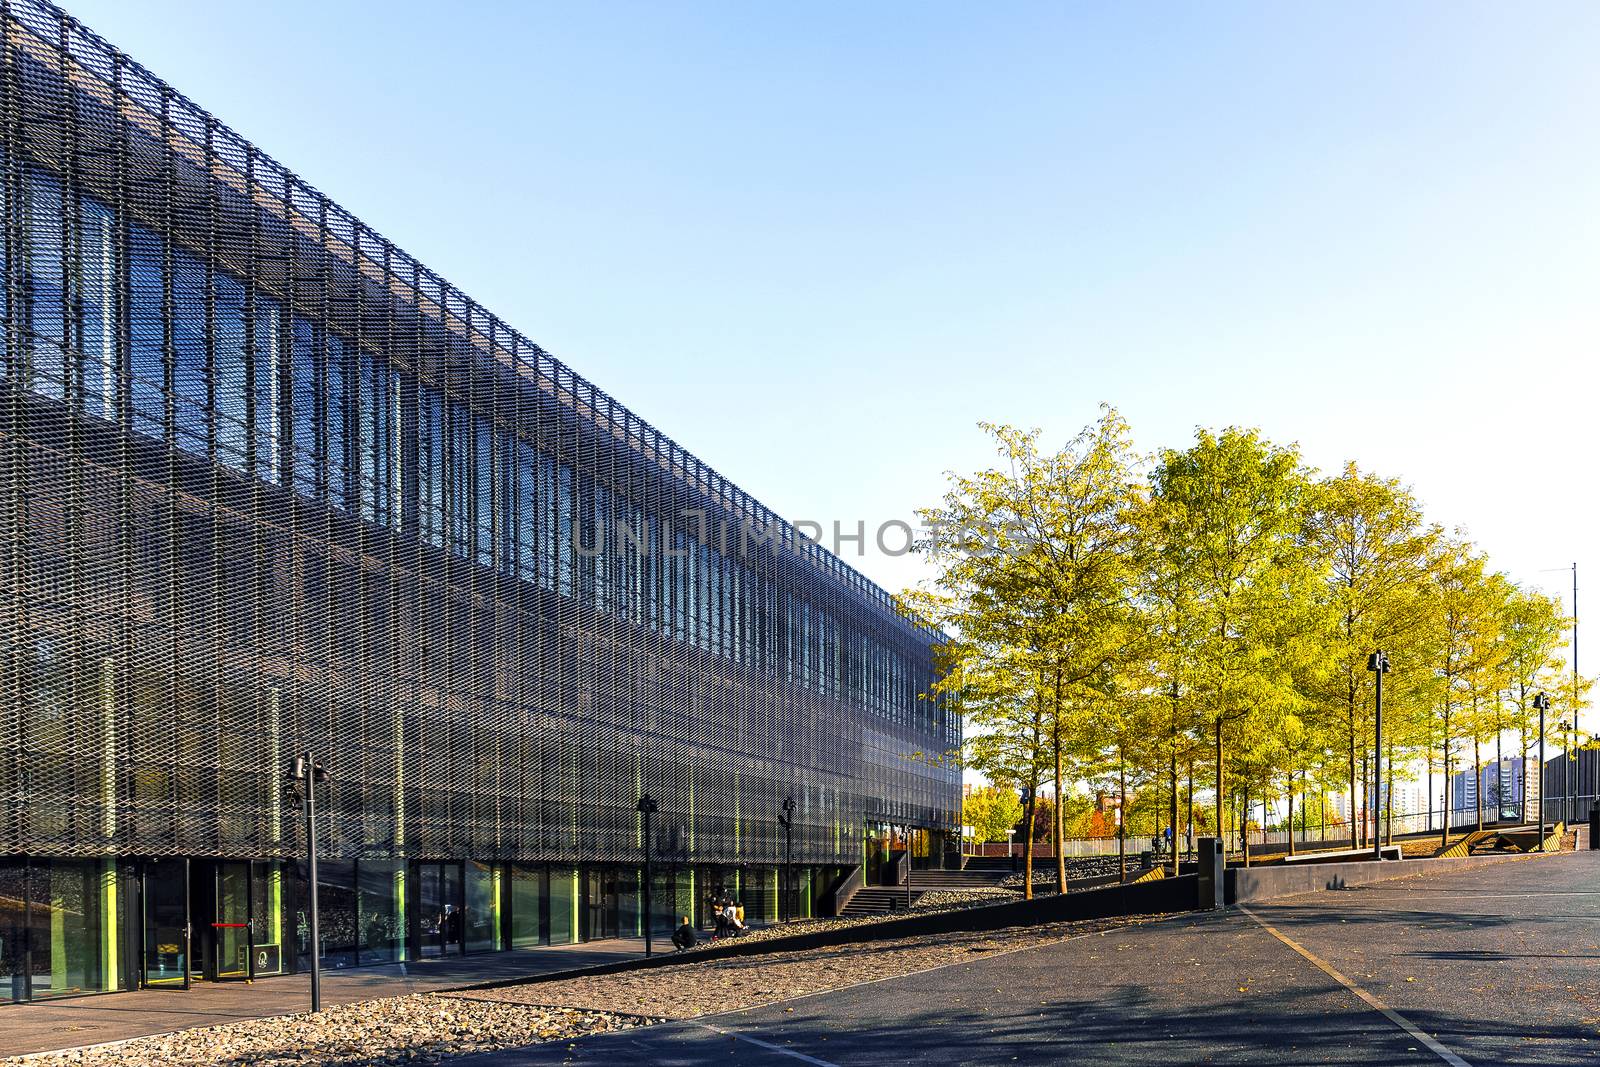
[1149,427,1321,866]
[962,785,1025,844]
[921,407,1144,893]
[1304,465,1438,848]
[1501,586,1568,821]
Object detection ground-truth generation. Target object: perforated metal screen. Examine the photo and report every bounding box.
[0,0,959,868]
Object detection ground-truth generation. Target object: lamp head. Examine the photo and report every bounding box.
[636,794,658,815]
[287,755,327,783]
[1366,650,1390,673]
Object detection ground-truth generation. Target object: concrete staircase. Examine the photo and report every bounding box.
[908,867,1012,891]
[840,885,924,917]
[961,856,1033,872]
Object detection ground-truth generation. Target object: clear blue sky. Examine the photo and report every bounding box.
[69,1,1598,646]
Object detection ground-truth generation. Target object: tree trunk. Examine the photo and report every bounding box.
[1169,739,1180,875]
[1385,737,1395,844]
[1520,724,1530,824]
[1117,751,1128,881]
[1052,692,1067,896]
[1361,750,1369,850]
[1240,784,1250,867]
[1474,732,1483,832]
[1348,675,1359,851]
[1022,786,1037,901]
[1214,718,1225,866]
[1186,756,1195,853]
[1286,770,1296,857]
[1023,690,1044,900]
[1496,721,1504,824]
[1441,708,1452,848]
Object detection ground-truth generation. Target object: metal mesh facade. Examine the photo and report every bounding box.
[0,0,958,870]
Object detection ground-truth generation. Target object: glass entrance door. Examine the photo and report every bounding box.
[212,862,253,980]
[580,869,617,942]
[416,863,463,959]
[141,859,189,988]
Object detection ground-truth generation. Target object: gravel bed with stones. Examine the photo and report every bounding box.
[698,886,1019,947]
[997,854,1135,888]
[1,994,651,1067]
[455,912,1156,1022]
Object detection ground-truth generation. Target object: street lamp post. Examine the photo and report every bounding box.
[1534,693,1550,850]
[778,795,795,923]
[1368,650,1391,860]
[1561,719,1576,825]
[288,753,328,1012]
[637,794,657,957]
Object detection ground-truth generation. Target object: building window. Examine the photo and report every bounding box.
[21,170,66,400]
[77,196,118,422]
[474,415,493,567]
[418,385,446,548]
[253,297,282,484]
[214,271,249,472]
[128,224,166,442]
[170,246,209,457]
[357,352,400,528]
[326,335,355,512]
[290,316,320,497]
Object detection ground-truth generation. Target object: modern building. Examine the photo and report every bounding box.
[1448,758,1530,823]
[0,0,958,1002]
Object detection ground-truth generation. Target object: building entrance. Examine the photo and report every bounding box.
[137,859,285,988]
[579,868,618,942]
[415,862,464,959]
[139,859,189,989]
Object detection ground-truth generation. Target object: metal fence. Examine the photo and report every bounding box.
[965,791,1599,862]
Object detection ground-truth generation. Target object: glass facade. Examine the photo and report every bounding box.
[0,0,957,1000]
[0,860,119,1002]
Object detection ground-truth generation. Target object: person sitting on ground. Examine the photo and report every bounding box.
[671,915,696,952]
[724,900,746,933]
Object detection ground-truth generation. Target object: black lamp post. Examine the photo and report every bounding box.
[1367,650,1391,859]
[778,795,796,922]
[637,794,657,956]
[288,753,328,1012]
[1534,692,1550,849]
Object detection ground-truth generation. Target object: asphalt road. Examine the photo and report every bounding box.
[461,850,1600,1066]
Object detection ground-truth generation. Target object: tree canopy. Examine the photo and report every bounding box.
[921,408,1586,875]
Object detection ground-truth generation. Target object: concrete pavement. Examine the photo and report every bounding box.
[461,851,1599,1066]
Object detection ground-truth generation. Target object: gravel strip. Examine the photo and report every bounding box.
[2,889,1088,1066]
[695,886,1020,947]
[456,913,1158,1022]
[2,994,652,1067]
[998,855,1129,888]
